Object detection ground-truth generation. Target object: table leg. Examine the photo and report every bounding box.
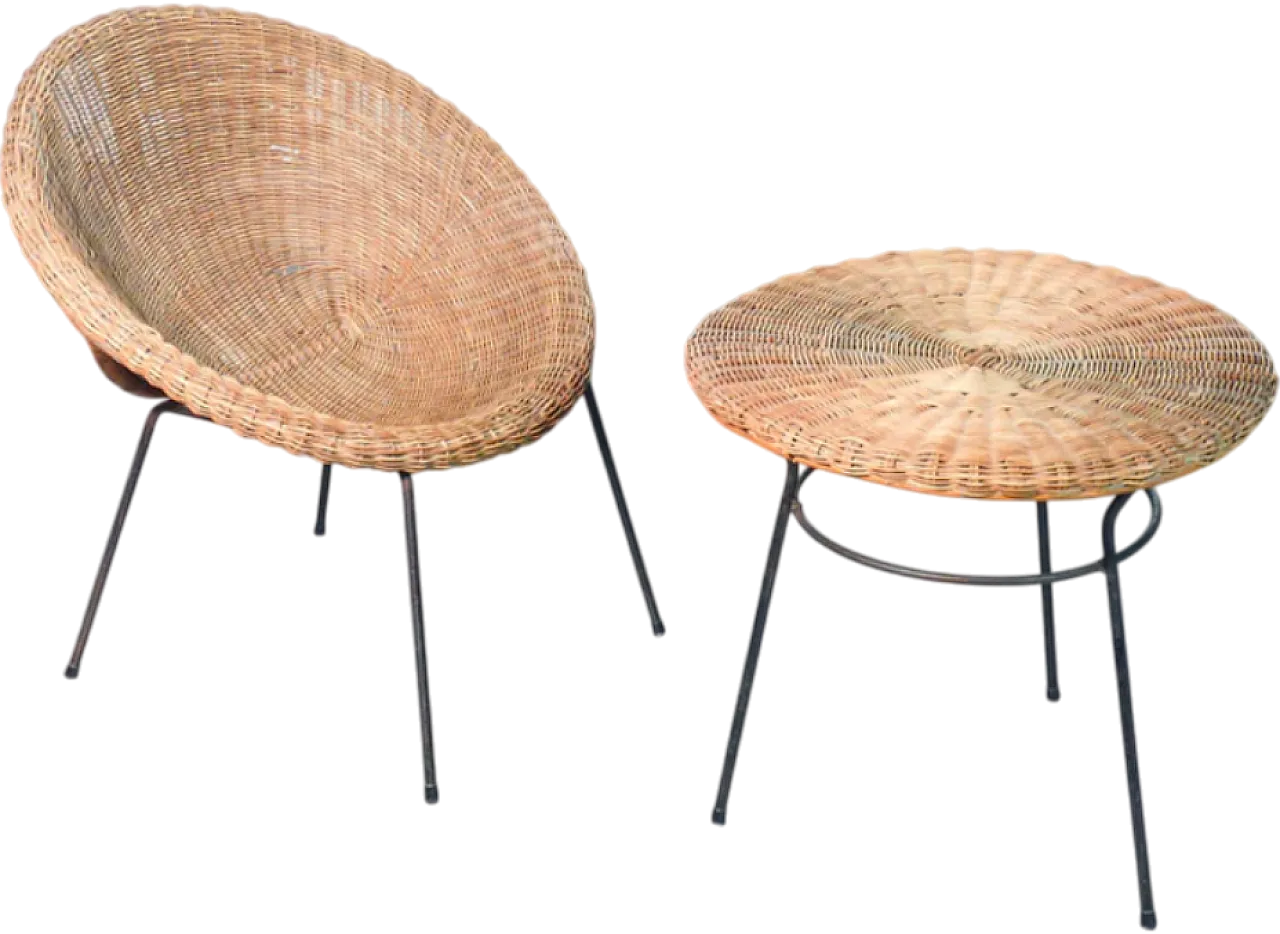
[1102,493,1157,929]
[712,460,799,825]
[1037,502,1060,701]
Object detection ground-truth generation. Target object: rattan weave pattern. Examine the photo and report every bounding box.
[3,6,594,470]
[687,249,1276,500]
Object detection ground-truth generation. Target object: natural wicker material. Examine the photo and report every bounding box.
[687,249,1276,500]
[3,6,594,471]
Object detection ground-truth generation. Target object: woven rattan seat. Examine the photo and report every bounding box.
[3,6,593,470]
[687,249,1276,499]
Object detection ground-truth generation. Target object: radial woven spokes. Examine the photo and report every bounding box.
[686,249,1277,499]
[2,6,594,470]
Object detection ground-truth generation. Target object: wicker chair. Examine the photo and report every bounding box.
[2,6,663,804]
[688,249,1276,929]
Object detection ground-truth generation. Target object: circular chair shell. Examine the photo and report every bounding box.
[2,6,595,471]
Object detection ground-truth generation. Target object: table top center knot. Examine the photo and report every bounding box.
[959,346,1002,369]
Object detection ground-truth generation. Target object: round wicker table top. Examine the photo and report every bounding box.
[686,249,1276,500]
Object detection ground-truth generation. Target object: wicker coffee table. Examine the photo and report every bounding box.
[5,8,664,807]
[687,249,1276,929]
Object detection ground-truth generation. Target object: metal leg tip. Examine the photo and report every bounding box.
[1047,686,1061,702]
[425,785,439,805]
[64,665,80,680]
[652,619,666,638]
[313,523,326,537]
[711,807,726,826]
[1141,910,1157,929]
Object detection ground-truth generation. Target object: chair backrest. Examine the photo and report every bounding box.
[3,6,592,426]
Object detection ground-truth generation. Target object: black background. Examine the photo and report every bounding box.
[10,3,1269,926]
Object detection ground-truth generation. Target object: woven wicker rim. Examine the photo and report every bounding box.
[686,249,1277,500]
[3,6,595,471]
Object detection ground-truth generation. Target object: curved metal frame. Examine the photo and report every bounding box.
[712,459,1161,930]
[783,463,1167,583]
[64,380,664,807]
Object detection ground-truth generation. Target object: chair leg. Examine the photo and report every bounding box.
[399,472,439,804]
[712,460,800,825]
[314,464,332,536]
[583,381,665,636]
[1037,502,1060,701]
[66,400,181,679]
[1102,494,1157,930]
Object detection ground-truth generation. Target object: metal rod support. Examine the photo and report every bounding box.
[400,472,439,804]
[1102,494,1157,929]
[65,399,183,678]
[314,464,332,536]
[792,469,1161,587]
[66,388,666,805]
[716,464,1165,928]
[584,381,665,636]
[712,459,800,825]
[1037,502,1060,701]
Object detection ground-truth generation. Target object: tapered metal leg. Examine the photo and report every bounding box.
[712,460,800,825]
[583,381,665,636]
[1037,502,1060,701]
[1102,494,1157,929]
[65,400,182,679]
[314,464,332,536]
[400,472,439,804]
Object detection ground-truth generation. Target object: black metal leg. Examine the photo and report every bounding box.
[1102,494,1157,929]
[400,472,439,804]
[583,381,665,636]
[66,400,181,679]
[712,460,800,825]
[1037,502,1060,701]
[314,464,332,536]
